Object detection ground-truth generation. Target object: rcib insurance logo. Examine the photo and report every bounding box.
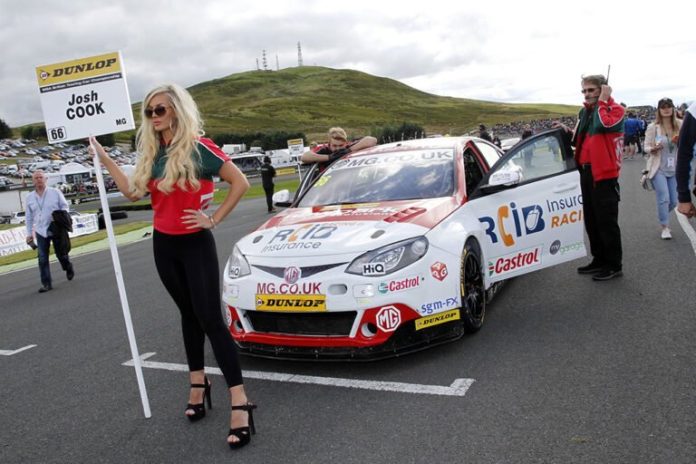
[478,202,545,247]
[376,305,401,332]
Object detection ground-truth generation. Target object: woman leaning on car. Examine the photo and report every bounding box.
[89,83,258,450]
[643,97,682,240]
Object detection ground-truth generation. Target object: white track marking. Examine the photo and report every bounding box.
[123,352,475,397]
[676,212,696,255]
[0,344,37,356]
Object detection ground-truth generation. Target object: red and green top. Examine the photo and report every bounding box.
[574,97,625,181]
[148,137,230,235]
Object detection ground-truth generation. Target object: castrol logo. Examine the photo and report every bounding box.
[488,247,542,277]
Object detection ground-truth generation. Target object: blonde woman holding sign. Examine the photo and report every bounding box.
[89,83,257,450]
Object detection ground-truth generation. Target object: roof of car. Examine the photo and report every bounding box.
[351,136,480,158]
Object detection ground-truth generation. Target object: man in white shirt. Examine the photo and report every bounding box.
[25,170,74,293]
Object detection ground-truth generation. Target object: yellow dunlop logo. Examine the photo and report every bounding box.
[36,52,121,87]
[255,294,327,312]
[414,309,460,331]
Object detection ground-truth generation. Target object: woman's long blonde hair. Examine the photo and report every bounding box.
[130,84,204,197]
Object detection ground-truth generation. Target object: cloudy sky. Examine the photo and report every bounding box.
[2,0,695,127]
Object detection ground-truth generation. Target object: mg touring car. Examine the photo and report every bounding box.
[222,129,586,360]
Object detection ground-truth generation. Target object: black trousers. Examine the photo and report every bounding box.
[153,229,243,387]
[579,166,622,270]
[263,184,274,212]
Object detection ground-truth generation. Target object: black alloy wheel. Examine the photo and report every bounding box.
[460,240,486,333]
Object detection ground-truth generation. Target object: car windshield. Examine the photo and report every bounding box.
[298,149,456,207]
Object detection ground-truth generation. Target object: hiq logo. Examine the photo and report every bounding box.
[478,202,546,247]
[363,263,386,276]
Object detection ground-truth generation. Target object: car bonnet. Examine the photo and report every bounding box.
[237,198,457,259]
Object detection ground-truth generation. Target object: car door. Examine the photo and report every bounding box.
[469,128,586,284]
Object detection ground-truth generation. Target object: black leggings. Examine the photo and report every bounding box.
[153,229,243,387]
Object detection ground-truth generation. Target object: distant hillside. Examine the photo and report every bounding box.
[157,66,578,140]
[18,66,580,142]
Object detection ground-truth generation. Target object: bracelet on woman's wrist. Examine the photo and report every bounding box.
[208,214,216,229]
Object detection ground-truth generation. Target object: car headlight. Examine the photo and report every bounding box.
[346,237,429,276]
[227,245,251,279]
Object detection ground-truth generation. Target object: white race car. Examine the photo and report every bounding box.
[223,129,586,360]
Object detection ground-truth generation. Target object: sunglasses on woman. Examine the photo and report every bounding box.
[144,105,168,118]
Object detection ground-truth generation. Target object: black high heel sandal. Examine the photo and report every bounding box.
[228,403,257,449]
[185,376,212,422]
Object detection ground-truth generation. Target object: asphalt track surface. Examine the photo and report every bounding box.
[1,159,695,464]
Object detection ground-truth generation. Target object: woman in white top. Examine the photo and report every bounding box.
[643,98,682,239]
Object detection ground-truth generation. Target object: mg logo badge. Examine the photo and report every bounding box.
[283,266,301,284]
[376,305,401,332]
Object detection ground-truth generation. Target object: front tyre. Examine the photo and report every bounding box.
[460,240,486,333]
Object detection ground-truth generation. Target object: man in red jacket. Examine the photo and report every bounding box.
[557,74,625,281]
[301,127,377,167]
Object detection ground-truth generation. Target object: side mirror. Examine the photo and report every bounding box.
[273,189,292,207]
[488,169,522,187]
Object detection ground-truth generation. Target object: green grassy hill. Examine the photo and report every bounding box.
[18,66,580,142]
[185,66,578,140]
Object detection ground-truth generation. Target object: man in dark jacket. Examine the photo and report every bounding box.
[478,124,493,142]
[557,74,625,281]
[260,156,277,213]
[675,102,696,218]
[51,210,73,257]
[521,124,534,167]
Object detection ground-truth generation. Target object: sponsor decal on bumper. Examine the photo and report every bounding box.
[416,309,460,330]
[415,309,461,331]
[255,294,327,311]
[487,246,542,277]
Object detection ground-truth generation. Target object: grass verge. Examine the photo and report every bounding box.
[0,221,151,266]
[114,177,302,209]
[216,178,300,203]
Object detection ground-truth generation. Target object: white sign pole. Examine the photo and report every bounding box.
[91,141,151,419]
[36,51,150,418]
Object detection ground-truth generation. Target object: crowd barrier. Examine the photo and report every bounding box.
[0,213,99,257]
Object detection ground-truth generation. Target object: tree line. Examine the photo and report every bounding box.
[1,117,427,152]
[210,122,426,151]
[0,118,12,139]
[369,122,427,144]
